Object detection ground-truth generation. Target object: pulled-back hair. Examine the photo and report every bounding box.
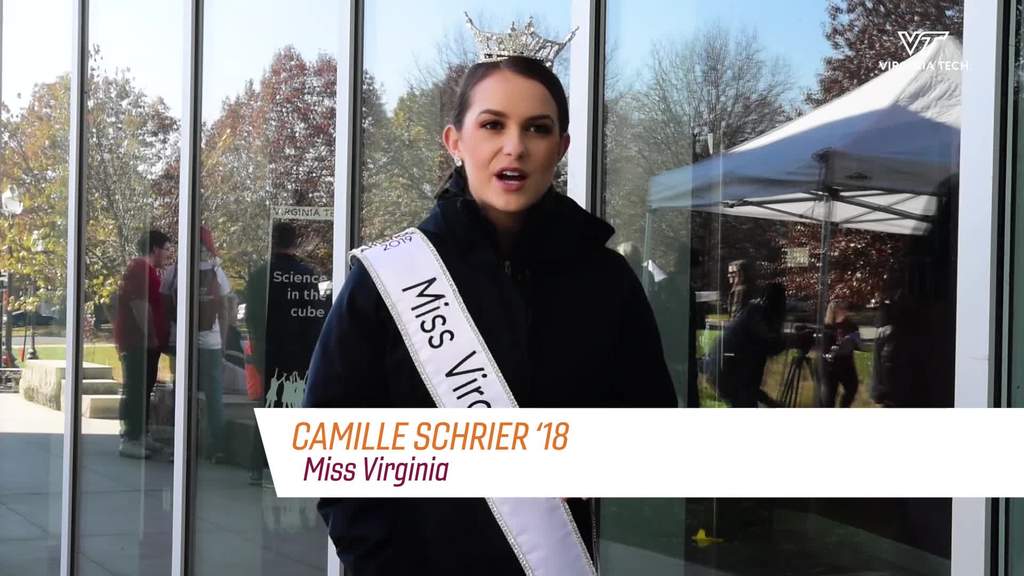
[438,56,569,197]
[450,56,569,136]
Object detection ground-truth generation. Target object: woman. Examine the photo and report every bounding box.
[304,51,675,574]
[820,299,862,407]
[726,259,756,319]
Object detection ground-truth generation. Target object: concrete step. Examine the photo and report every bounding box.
[57,381,124,411]
[223,394,260,421]
[24,360,114,380]
[80,394,121,419]
[20,360,116,410]
[81,363,115,380]
[67,379,121,395]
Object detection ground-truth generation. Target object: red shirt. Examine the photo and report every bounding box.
[113,258,168,352]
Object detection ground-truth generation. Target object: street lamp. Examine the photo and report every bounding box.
[2,186,24,368]
[26,231,44,360]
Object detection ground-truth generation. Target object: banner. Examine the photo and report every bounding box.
[257,408,1024,497]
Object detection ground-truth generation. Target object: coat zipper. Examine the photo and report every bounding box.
[591,498,600,573]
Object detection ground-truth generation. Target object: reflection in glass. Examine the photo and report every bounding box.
[600,0,960,572]
[0,1,71,573]
[1009,0,1024,568]
[1013,498,1024,575]
[75,1,182,574]
[190,1,338,574]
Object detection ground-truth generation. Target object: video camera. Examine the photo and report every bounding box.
[789,323,816,355]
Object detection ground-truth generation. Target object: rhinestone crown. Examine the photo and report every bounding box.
[464,12,578,68]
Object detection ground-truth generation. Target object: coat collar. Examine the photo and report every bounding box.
[422,170,614,266]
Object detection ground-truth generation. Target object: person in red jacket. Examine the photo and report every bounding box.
[113,229,171,459]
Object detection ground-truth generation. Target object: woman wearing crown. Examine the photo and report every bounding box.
[304,15,676,576]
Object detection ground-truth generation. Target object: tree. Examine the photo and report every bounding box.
[603,25,798,287]
[0,78,71,317]
[201,79,273,285]
[0,49,182,330]
[202,47,338,287]
[83,49,180,312]
[0,48,184,332]
[787,0,963,306]
[358,20,479,245]
[359,72,437,244]
[808,0,963,105]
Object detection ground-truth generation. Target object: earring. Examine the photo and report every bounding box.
[453,156,463,167]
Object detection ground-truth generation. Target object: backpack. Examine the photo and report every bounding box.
[197,266,222,332]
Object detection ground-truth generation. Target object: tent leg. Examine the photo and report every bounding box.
[642,211,653,295]
[814,197,835,407]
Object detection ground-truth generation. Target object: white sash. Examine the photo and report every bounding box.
[351,228,596,576]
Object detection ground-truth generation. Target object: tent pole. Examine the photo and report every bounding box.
[814,194,835,407]
[642,210,653,294]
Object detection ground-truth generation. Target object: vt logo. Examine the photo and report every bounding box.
[898,30,949,56]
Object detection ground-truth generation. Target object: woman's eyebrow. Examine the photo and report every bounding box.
[477,109,508,118]
[475,110,555,123]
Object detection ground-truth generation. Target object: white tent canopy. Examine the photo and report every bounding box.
[647,37,962,236]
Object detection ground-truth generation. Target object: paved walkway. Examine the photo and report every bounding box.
[0,393,326,576]
[0,395,950,576]
[0,393,119,435]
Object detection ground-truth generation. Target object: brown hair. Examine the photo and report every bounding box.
[450,56,569,135]
[437,56,569,196]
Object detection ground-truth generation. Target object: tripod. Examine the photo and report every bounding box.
[777,347,817,408]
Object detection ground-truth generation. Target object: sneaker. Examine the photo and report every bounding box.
[119,439,152,459]
[143,434,166,453]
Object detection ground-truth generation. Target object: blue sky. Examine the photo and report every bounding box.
[3,0,833,118]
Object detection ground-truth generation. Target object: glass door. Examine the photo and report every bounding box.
[599,0,964,572]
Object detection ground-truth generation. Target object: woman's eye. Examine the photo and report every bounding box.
[482,120,503,130]
[528,124,554,134]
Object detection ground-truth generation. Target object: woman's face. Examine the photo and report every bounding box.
[728,266,741,286]
[443,69,570,228]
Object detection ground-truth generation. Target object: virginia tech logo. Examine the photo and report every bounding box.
[898,30,949,56]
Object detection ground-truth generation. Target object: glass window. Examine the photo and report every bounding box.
[190,1,339,574]
[1008,0,1024,570]
[76,1,182,574]
[1010,499,1024,575]
[359,0,571,244]
[600,0,961,572]
[0,1,71,574]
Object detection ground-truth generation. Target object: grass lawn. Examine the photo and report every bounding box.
[12,325,65,338]
[697,330,877,408]
[32,343,173,383]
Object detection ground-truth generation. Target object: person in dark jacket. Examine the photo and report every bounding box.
[706,282,786,408]
[247,222,329,483]
[303,52,676,574]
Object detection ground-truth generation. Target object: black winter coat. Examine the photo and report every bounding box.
[304,176,676,575]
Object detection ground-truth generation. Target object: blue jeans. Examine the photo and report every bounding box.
[198,348,225,455]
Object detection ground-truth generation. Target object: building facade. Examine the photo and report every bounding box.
[0,0,1020,574]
